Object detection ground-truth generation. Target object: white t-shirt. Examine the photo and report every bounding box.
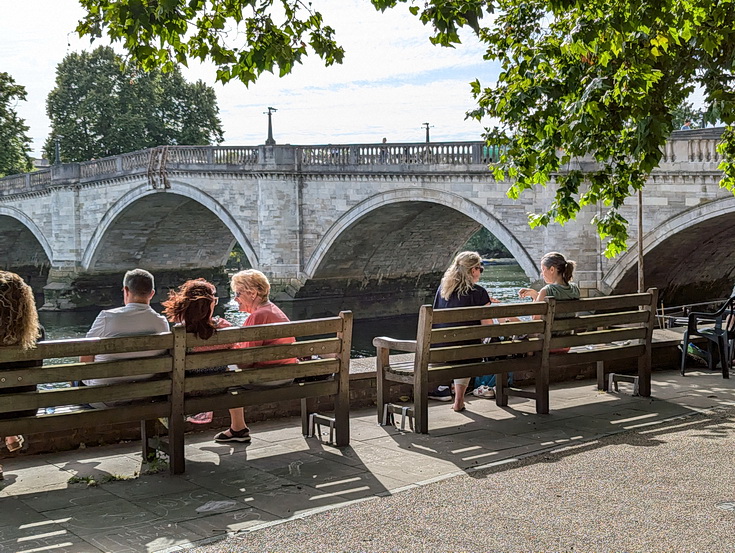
[83,302,170,386]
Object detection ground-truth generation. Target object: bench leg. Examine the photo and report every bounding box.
[597,361,607,391]
[637,353,651,398]
[376,347,390,425]
[495,372,508,407]
[140,419,157,461]
[535,366,549,414]
[301,398,316,436]
[334,391,350,447]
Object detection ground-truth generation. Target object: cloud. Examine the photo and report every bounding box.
[1,0,496,157]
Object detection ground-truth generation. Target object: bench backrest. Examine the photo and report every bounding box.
[0,332,174,436]
[415,301,554,377]
[547,288,658,369]
[0,311,353,438]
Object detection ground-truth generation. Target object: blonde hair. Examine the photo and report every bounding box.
[0,271,40,350]
[231,269,270,302]
[440,251,482,301]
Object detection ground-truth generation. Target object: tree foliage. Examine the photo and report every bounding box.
[0,73,33,177]
[75,0,735,255]
[463,227,512,258]
[76,0,345,85]
[44,46,224,162]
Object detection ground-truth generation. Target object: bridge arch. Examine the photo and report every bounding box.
[82,181,258,272]
[304,188,537,281]
[603,196,735,302]
[0,206,53,264]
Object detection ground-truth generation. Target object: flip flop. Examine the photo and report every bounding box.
[452,405,466,412]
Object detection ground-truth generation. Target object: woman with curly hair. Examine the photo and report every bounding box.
[162,278,235,424]
[0,271,44,479]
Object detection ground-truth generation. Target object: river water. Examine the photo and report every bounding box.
[38,262,530,358]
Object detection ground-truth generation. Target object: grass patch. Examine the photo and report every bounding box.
[67,474,133,487]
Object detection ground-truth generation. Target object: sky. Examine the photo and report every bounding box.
[0,0,498,158]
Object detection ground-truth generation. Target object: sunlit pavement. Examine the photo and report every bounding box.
[1,368,734,553]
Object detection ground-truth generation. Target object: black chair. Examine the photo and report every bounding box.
[680,296,735,378]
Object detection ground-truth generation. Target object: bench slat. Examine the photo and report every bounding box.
[0,356,172,390]
[0,333,173,363]
[432,302,548,324]
[549,344,646,368]
[430,320,545,343]
[427,355,541,381]
[552,310,649,332]
[549,327,647,349]
[185,316,343,349]
[554,293,652,315]
[185,338,342,370]
[0,402,169,436]
[0,380,172,414]
[184,358,340,393]
[429,338,543,363]
[184,380,339,413]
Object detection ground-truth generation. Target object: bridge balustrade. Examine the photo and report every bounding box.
[121,150,152,171]
[28,171,51,187]
[298,142,496,166]
[80,158,117,179]
[689,139,720,163]
[0,130,725,196]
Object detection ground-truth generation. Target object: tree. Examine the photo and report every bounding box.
[75,0,735,255]
[672,101,704,130]
[44,46,224,162]
[0,73,33,177]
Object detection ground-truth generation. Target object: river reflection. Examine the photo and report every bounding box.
[38,262,530,358]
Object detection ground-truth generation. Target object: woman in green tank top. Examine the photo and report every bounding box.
[519,251,580,304]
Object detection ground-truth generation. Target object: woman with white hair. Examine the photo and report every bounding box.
[214,269,298,443]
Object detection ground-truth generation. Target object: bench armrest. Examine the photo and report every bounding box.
[372,336,417,353]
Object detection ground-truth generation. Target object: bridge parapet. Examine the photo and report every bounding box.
[0,131,726,197]
[297,141,501,168]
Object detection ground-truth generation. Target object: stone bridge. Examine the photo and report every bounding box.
[0,129,733,319]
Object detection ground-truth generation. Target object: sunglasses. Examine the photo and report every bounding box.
[475,266,484,273]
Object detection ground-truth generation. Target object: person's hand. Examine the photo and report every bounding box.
[489,297,501,304]
[519,288,538,300]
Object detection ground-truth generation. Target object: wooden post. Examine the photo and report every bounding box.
[169,325,187,474]
[334,311,353,447]
[537,297,555,414]
[638,288,658,397]
[414,305,434,434]
[637,188,645,293]
[375,343,390,425]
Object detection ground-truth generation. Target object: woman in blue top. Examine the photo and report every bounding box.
[433,251,498,412]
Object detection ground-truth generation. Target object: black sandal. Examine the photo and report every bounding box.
[213,427,251,443]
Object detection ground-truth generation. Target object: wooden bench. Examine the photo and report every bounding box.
[551,289,658,396]
[374,289,658,433]
[374,301,554,434]
[0,311,352,474]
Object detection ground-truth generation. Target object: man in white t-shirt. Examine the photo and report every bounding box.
[81,268,170,388]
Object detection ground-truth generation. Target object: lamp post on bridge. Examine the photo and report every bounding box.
[422,122,433,143]
[53,135,63,165]
[265,107,277,146]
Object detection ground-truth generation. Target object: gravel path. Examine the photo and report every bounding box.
[189,408,735,553]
